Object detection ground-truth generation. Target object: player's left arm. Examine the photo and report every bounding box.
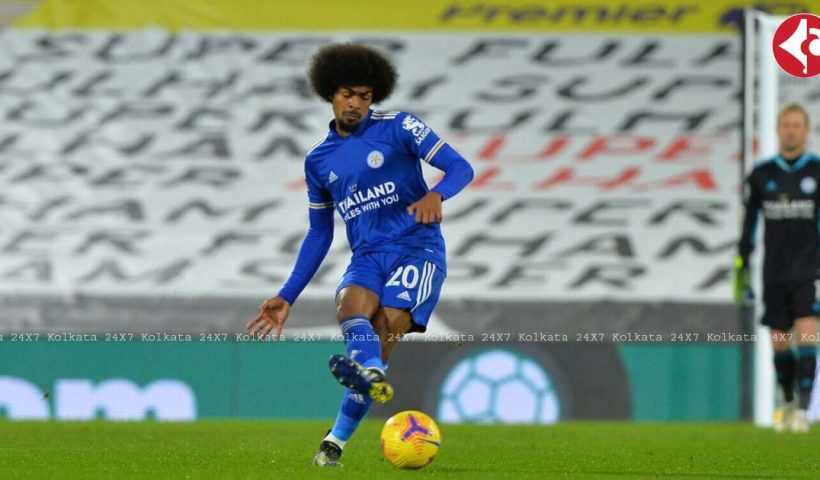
[400,114,474,224]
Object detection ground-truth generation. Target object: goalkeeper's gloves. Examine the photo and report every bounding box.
[733,255,754,307]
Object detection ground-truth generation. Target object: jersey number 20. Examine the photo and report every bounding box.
[386,265,419,289]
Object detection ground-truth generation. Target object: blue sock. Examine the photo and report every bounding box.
[329,389,373,443]
[340,316,383,370]
[796,346,816,409]
[328,363,387,444]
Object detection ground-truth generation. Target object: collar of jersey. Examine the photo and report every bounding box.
[774,151,810,173]
[327,109,373,139]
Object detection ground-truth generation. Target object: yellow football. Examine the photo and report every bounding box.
[380,410,442,469]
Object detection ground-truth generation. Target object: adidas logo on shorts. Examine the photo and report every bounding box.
[397,291,411,301]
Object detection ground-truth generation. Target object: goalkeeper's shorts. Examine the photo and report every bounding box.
[762,279,820,330]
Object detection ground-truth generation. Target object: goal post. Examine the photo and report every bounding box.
[742,8,820,427]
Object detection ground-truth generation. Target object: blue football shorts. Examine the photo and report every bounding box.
[336,251,445,332]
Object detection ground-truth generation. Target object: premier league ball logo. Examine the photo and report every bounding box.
[438,349,560,424]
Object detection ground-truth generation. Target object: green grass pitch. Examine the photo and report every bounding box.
[1,420,817,479]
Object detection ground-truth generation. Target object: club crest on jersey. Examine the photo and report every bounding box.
[402,115,431,145]
[367,150,385,169]
[801,177,816,194]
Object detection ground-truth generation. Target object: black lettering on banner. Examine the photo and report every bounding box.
[649,201,725,226]
[280,231,347,257]
[0,195,71,222]
[0,259,51,282]
[697,266,732,291]
[255,136,305,159]
[143,70,238,98]
[476,75,547,102]
[0,134,22,155]
[439,198,490,223]
[79,258,191,284]
[175,107,229,131]
[652,77,732,101]
[164,199,281,223]
[450,108,535,133]
[630,7,667,23]
[200,232,262,256]
[73,230,149,255]
[2,228,58,254]
[61,130,153,156]
[532,40,618,66]
[91,165,166,188]
[248,109,314,132]
[714,117,743,133]
[656,236,734,259]
[73,71,118,97]
[236,259,335,285]
[441,260,490,283]
[0,69,72,94]
[162,167,241,188]
[240,76,312,100]
[99,102,174,125]
[260,38,330,64]
[157,134,230,160]
[494,262,563,287]
[489,199,572,224]
[556,76,648,102]
[453,233,550,257]
[16,32,91,62]
[406,76,447,100]
[0,30,747,298]
[352,38,405,57]
[573,199,650,226]
[619,109,711,132]
[440,5,700,26]
[557,234,635,259]
[621,41,672,66]
[544,109,597,134]
[570,264,645,289]
[66,199,144,222]
[97,33,176,62]
[7,100,84,127]
[693,42,736,66]
[184,35,258,61]
[10,164,74,184]
[452,38,529,65]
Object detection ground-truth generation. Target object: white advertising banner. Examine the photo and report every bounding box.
[0,30,754,302]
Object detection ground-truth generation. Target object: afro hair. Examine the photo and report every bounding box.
[308,43,398,104]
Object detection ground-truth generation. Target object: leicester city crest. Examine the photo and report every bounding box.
[367,150,385,169]
[801,177,816,194]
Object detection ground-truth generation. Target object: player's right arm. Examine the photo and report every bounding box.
[737,172,762,265]
[246,161,335,339]
[735,171,761,306]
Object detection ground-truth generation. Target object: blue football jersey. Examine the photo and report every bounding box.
[305,109,448,271]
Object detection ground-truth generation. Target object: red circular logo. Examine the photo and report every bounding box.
[772,13,820,78]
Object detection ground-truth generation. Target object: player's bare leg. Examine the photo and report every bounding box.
[372,306,414,363]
